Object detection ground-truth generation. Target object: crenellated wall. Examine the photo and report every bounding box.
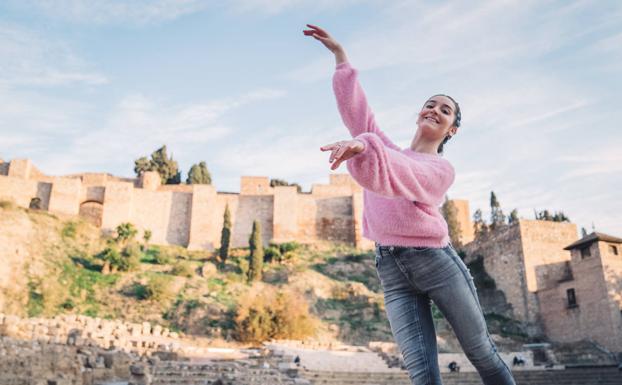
[0,159,374,250]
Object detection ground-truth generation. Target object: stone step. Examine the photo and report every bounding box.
[300,368,622,385]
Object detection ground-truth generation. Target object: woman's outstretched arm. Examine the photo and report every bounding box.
[345,133,454,206]
[304,24,400,150]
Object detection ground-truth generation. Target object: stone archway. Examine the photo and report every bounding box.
[79,201,103,227]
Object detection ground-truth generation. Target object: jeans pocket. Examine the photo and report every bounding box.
[374,252,382,269]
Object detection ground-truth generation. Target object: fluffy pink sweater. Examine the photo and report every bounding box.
[333,62,455,248]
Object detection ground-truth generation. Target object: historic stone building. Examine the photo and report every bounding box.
[0,158,373,250]
[463,222,622,354]
[538,232,622,352]
[463,220,579,336]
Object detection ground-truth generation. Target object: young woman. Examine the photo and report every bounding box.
[304,24,516,385]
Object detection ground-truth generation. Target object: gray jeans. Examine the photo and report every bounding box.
[375,243,516,385]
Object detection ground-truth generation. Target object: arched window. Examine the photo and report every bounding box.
[79,200,103,227]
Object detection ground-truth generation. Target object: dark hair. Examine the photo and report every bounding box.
[426,94,461,154]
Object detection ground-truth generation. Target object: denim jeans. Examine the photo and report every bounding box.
[375,243,516,385]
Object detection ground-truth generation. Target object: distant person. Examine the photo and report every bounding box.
[294,355,301,367]
[306,24,516,385]
[448,361,460,372]
[513,354,525,366]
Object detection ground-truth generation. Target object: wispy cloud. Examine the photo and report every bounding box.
[0,23,107,87]
[555,147,622,181]
[13,0,210,25]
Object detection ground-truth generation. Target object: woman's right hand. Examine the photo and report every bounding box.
[303,24,344,56]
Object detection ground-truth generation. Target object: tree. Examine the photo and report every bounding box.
[473,209,488,239]
[219,204,232,264]
[270,178,302,193]
[441,197,462,247]
[248,220,264,282]
[115,222,138,245]
[535,210,570,223]
[489,191,506,230]
[143,229,152,244]
[134,145,181,184]
[508,209,519,225]
[187,161,212,184]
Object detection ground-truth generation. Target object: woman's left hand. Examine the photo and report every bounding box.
[320,139,365,170]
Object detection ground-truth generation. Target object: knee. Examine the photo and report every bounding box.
[464,343,504,372]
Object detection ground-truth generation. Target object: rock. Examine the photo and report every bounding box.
[201,262,218,277]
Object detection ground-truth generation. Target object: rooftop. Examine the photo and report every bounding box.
[564,232,622,250]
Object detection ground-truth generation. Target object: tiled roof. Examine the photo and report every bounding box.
[564,232,622,250]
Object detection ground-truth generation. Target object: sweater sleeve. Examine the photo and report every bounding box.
[347,133,455,206]
[333,62,401,151]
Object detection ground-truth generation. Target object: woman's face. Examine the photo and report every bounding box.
[416,95,458,140]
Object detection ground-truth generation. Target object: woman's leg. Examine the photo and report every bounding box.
[426,247,516,385]
[375,245,443,385]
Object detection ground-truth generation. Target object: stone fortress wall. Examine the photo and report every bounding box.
[0,159,374,251]
[2,158,620,353]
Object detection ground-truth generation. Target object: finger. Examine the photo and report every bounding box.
[307,24,329,37]
[321,142,342,151]
[313,35,329,42]
[331,157,343,170]
[329,148,340,163]
[332,143,349,163]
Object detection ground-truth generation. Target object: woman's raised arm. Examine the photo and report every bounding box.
[303,24,348,65]
[304,24,400,150]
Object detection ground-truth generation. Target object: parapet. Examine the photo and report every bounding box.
[240,176,273,195]
[139,171,161,191]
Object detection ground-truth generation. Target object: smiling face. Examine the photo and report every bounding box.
[416,95,459,141]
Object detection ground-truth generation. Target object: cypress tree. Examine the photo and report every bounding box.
[219,204,232,264]
[187,161,212,184]
[508,209,519,225]
[473,209,488,239]
[489,191,506,230]
[441,197,463,247]
[133,145,181,184]
[248,220,264,282]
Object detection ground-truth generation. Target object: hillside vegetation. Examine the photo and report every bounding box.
[0,201,392,346]
[0,200,528,350]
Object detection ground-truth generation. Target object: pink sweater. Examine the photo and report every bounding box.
[333,62,455,248]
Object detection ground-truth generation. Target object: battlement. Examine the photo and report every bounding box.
[0,159,370,250]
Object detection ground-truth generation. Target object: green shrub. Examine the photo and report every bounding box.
[171,261,195,278]
[264,246,282,263]
[27,281,44,317]
[278,241,301,254]
[153,248,173,265]
[62,222,77,239]
[97,244,140,273]
[132,275,173,302]
[145,275,173,301]
[235,288,317,343]
[115,222,138,244]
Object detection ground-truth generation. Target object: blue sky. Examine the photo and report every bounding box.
[1,0,620,236]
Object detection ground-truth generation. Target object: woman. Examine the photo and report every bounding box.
[304,24,516,385]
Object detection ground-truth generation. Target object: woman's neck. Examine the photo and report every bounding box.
[410,137,440,155]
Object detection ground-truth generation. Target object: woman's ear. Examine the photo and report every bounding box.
[450,126,458,136]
